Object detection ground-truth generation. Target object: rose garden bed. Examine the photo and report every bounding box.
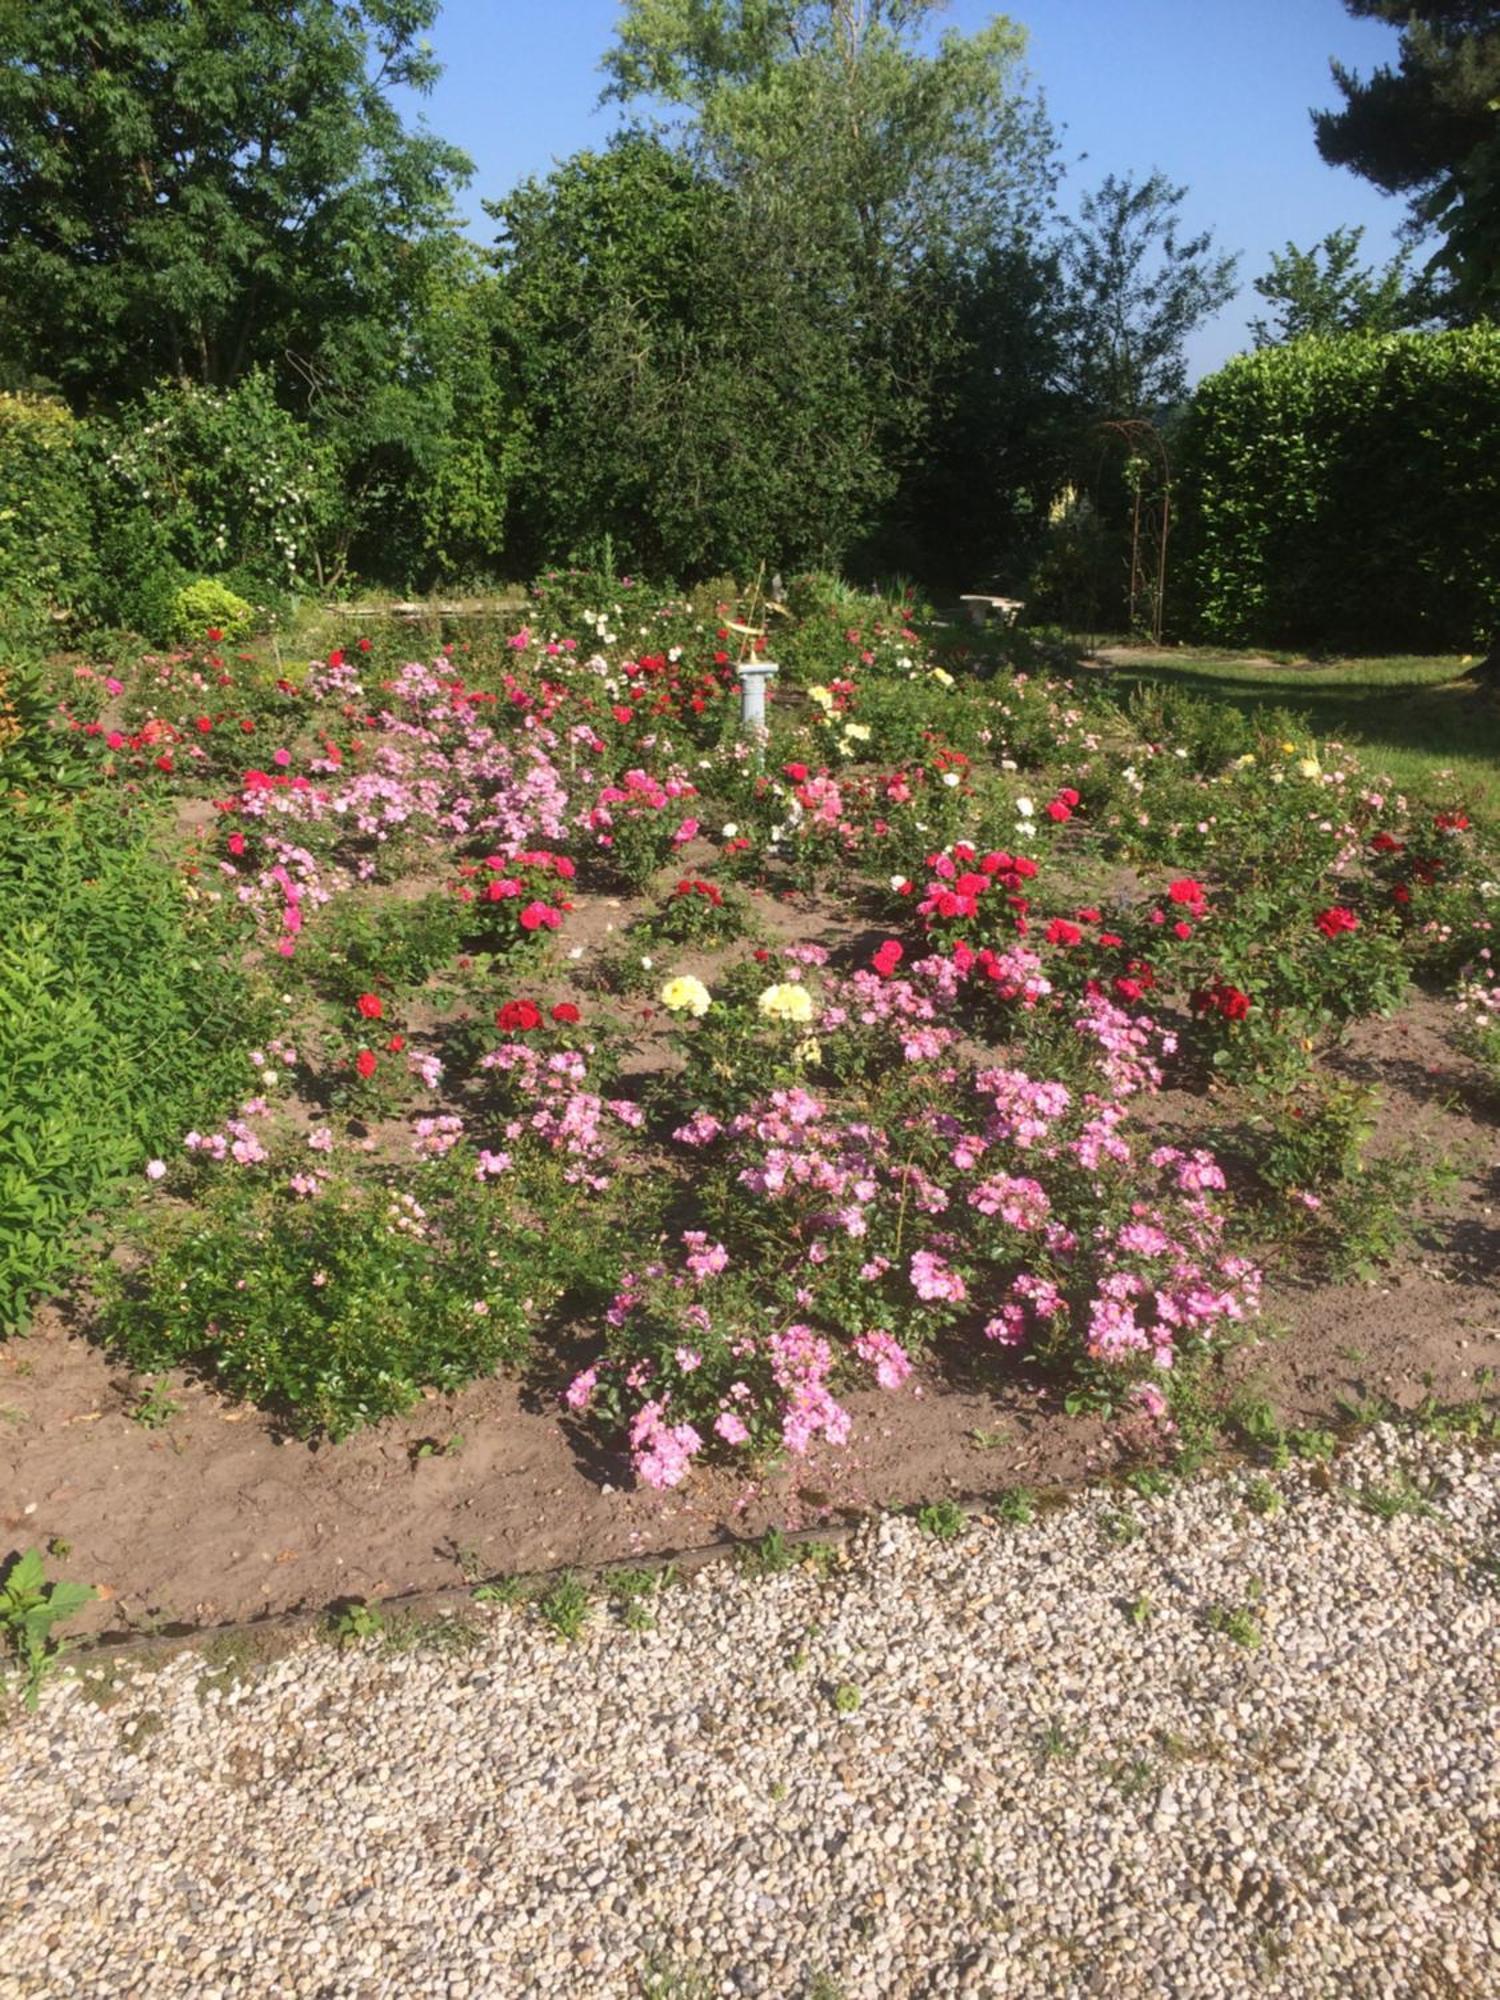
[3,574,1498,1635]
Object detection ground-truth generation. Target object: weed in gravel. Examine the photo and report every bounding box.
[831,1681,862,1715]
[742,1527,798,1576]
[1207,1602,1262,1649]
[0,1547,96,1710]
[1126,1592,1154,1629]
[1244,1478,1283,1518]
[610,1566,670,1631]
[640,1955,716,1999]
[805,1975,848,2000]
[917,1498,966,1540]
[472,1576,529,1608]
[995,1487,1037,1526]
[195,1627,294,1700]
[1036,1719,1078,1762]
[1125,1467,1174,1498]
[537,1572,591,1642]
[1101,1508,1143,1546]
[1334,1391,1392,1432]
[327,1600,384,1647]
[118,1708,165,1753]
[1347,1473,1433,1521]
[1412,1381,1500,1442]
[1101,1754,1156,1798]
[381,1609,487,1656]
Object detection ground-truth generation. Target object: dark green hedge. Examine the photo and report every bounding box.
[1175,329,1500,652]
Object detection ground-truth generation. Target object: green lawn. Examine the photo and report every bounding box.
[1098,649,1500,810]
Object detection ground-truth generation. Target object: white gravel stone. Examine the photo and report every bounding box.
[2,1424,1498,1997]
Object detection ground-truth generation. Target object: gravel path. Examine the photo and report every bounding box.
[4,1426,1498,2000]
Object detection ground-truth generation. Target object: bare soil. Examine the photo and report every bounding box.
[4,986,1496,1642]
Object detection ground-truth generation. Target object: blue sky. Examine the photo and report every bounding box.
[400,0,1410,377]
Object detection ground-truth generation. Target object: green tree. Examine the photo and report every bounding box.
[489,134,886,577]
[600,1,1059,561]
[1314,3,1500,319]
[1056,170,1239,421]
[1249,225,1419,344]
[875,240,1075,589]
[0,0,472,408]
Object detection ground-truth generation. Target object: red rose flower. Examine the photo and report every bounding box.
[386,1034,406,1053]
[1046,918,1082,947]
[357,637,372,653]
[1168,878,1206,907]
[1314,906,1359,939]
[872,939,904,978]
[356,992,383,1020]
[497,999,543,1033]
[551,1001,581,1024]
[355,1049,378,1079]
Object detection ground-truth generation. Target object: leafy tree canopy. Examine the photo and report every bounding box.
[0,0,472,408]
[1314,2,1500,317]
[1056,170,1238,421]
[1249,225,1421,344]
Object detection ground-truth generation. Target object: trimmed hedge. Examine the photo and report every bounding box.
[0,394,95,615]
[1176,329,1500,652]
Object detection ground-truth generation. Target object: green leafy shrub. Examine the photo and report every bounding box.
[1177,329,1500,650]
[85,371,340,635]
[170,578,256,645]
[0,1548,95,1710]
[0,793,267,1334]
[99,1151,563,1438]
[0,393,95,614]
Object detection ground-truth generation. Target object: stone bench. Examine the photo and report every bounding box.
[958,594,1025,628]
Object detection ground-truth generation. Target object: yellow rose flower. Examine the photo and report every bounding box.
[757,982,815,1025]
[660,974,711,1018]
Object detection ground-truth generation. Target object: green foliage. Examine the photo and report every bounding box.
[1177,328,1500,650]
[98,1150,564,1438]
[0,1547,95,1711]
[491,135,890,578]
[86,373,342,630]
[1057,171,1238,420]
[328,1600,385,1646]
[171,579,255,646]
[0,0,472,408]
[1249,226,1421,346]
[1314,4,1500,321]
[536,1572,592,1642]
[915,1498,966,1540]
[521,4,1061,579]
[0,394,95,613]
[0,793,268,1335]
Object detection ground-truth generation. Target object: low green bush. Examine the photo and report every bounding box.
[98,1153,558,1438]
[170,579,256,645]
[0,793,267,1334]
